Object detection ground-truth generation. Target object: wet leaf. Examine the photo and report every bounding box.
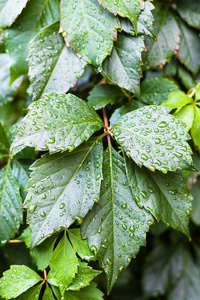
[174,104,194,132]
[113,105,193,172]
[0,0,28,28]
[11,93,103,154]
[176,0,200,29]
[64,282,104,300]
[110,102,141,127]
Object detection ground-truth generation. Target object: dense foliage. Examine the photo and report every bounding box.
[0,0,200,299]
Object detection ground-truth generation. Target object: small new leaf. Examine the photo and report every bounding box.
[191,106,200,148]
[162,91,192,109]
[11,93,103,154]
[113,105,192,173]
[174,105,194,132]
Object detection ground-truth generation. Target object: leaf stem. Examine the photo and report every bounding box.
[102,107,111,146]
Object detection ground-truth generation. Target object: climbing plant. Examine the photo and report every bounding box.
[0,0,200,299]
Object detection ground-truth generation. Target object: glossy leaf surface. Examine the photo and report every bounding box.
[176,0,200,29]
[174,105,194,132]
[0,0,28,28]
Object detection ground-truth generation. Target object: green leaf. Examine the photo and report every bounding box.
[15,284,42,300]
[113,105,193,172]
[142,243,185,297]
[5,0,60,84]
[29,22,86,101]
[141,78,179,105]
[191,106,200,148]
[191,178,200,226]
[24,137,103,247]
[0,0,28,28]
[178,67,196,91]
[11,93,103,154]
[0,122,9,158]
[0,265,42,299]
[176,0,200,29]
[64,282,104,300]
[68,228,95,261]
[178,19,200,75]
[49,233,79,295]
[11,159,32,199]
[0,54,22,106]
[120,1,155,38]
[87,84,125,110]
[100,0,141,31]
[60,0,119,66]
[18,227,31,248]
[174,105,195,132]
[110,101,141,127]
[125,157,192,237]
[142,2,180,69]
[32,234,58,271]
[195,83,200,100]
[167,249,200,300]
[102,33,144,96]
[0,162,23,245]
[42,284,55,300]
[82,146,152,293]
[67,262,102,291]
[161,91,192,109]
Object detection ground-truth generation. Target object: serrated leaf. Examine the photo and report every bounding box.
[100,0,141,31]
[141,78,179,105]
[64,282,104,300]
[68,228,95,261]
[24,137,103,247]
[174,104,195,132]
[15,284,42,300]
[82,146,152,293]
[191,106,200,148]
[178,19,200,75]
[110,101,141,127]
[125,156,192,237]
[0,122,9,158]
[0,162,23,245]
[113,105,192,172]
[162,91,192,109]
[120,1,155,38]
[0,265,42,299]
[42,284,55,300]
[0,54,22,106]
[167,249,200,300]
[176,0,200,29]
[142,2,180,69]
[142,243,185,297]
[0,0,28,28]
[29,22,86,101]
[11,93,103,154]
[191,178,200,226]
[102,33,144,96]
[60,0,119,66]
[18,227,31,248]
[49,233,79,295]
[67,262,102,291]
[11,159,32,199]
[5,0,60,83]
[87,84,124,110]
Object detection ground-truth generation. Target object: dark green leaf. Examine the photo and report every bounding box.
[29,22,86,101]
[141,77,179,105]
[110,101,141,127]
[49,233,79,295]
[178,67,196,91]
[113,105,192,172]
[191,106,200,148]
[0,0,28,28]
[0,162,23,245]
[5,0,60,83]
[0,265,42,299]
[191,178,200,226]
[87,84,125,110]
[68,228,95,261]
[64,282,104,300]
[100,0,141,31]
[142,2,180,69]
[176,0,200,29]
[82,146,152,293]
[174,104,194,131]
[125,157,192,237]
[0,122,9,158]
[120,1,155,38]
[67,262,102,291]
[178,19,200,75]
[15,284,42,300]
[11,93,103,154]
[102,33,144,96]
[161,91,192,109]
[60,0,119,66]
[24,137,103,247]
[142,243,185,297]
